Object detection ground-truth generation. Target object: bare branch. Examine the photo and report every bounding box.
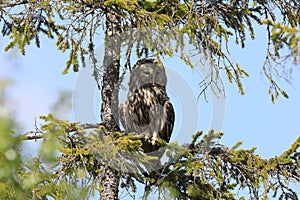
[22,122,103,140]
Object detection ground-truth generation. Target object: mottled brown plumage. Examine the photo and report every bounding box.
[119,58,175,153]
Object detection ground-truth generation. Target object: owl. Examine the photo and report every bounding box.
[119,58,175,153]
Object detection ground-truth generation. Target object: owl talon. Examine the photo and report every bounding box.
[142,132,150,140]
[151,136,158,145]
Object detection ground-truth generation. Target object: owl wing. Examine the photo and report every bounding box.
[159,100,175,143]
[119,102,134,133]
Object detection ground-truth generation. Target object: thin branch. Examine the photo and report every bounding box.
[22,122,103,140]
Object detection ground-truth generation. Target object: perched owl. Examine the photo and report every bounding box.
[119,58,175,153]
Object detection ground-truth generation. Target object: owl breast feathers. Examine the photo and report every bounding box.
[119,58,175,153]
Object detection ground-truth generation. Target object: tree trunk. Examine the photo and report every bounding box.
[100,11,121,200]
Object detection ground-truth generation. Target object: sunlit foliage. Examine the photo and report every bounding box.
[1,0,299,101]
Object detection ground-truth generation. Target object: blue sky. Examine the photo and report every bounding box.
[0,23,299,198]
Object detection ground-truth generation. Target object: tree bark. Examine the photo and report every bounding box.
[100,11,121,200]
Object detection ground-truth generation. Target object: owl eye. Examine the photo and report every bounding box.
[143,71,150,76]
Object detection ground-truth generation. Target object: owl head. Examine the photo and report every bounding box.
[129,58,167,92]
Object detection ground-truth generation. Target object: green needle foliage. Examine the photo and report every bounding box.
[1,0,299,101]
[1,113,299,199]
[0,0,300,199]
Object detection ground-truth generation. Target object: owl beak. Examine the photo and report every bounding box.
[152,77,156,84]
